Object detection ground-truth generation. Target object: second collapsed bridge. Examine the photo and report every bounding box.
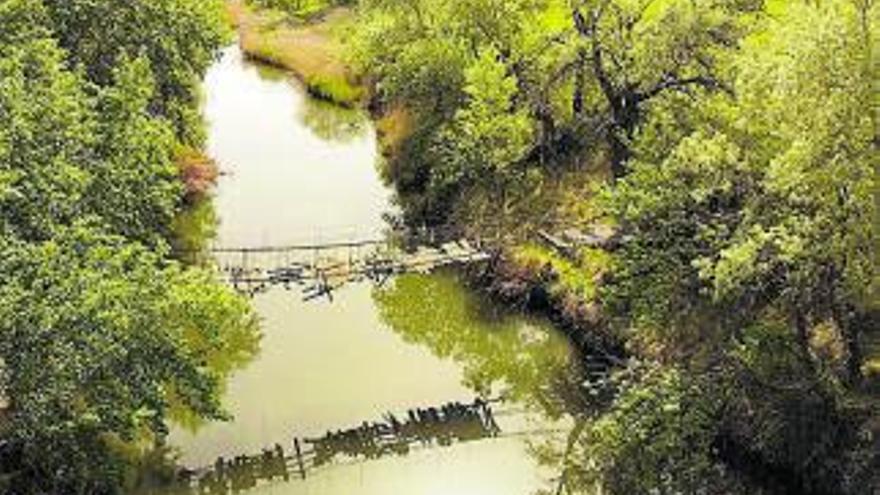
[173,398,515,494]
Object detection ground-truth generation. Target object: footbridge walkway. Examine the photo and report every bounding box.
[208,232,492,298]
[204,225,618,299]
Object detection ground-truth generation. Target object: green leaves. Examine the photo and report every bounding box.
[609,0,876,336]
[0,12,93,240]
[41,0,232,143]
[0,227,258,493]
[594,2,879,492]
[431,48,534,191]
[351,0,565,225]
[90,55,181,246]
[0,1,258,492]
[576,366,726,495]
[605,131,754,333]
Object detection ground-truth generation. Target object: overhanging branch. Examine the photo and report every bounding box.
[637,74,731,102]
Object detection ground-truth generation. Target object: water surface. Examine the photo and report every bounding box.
[167,45,577,495]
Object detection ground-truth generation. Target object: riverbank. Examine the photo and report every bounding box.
[170,147,220,264]
[224,1,619,357]
[227,0,363,107]
[464,244,624,361]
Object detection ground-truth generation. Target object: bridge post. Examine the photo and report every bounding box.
[293,437,306,480]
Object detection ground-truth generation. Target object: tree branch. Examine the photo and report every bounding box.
[572,6,617,112]
[637,74,730,102]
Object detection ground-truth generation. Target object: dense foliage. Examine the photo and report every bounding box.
[0,0,258,493]
[2,0,877,491]
[351,0,763,228]
[40,0,231,144]
[354,0,879,492]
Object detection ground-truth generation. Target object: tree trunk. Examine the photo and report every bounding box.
[793,311,817,375]
[572,49,587,117]
[608,129,630,180]
[607,90,639,180]
[836,303,864,387]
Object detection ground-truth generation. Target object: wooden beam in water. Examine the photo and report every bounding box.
[294,438,306,480]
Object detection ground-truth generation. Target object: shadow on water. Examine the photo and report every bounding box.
[141,398,506,494]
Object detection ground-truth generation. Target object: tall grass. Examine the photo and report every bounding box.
[231,0,364,107]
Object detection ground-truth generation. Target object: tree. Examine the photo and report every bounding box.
[562,0,758,178]
[40,0,232,144]
[353,0,546,114]
[608,0,876,394]
[89,55,181,247]
[0,2,260,492]
[0,1,187,246]
[429,49,535,216]
[352,0,759,229]
[598,1,878,492]
[0,227,258,494]
[0,0,93,241]
[351,0,566,227]
[704,0,876,384]
[571,366,731,495]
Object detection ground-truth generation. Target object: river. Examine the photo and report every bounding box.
[166,45,579,495]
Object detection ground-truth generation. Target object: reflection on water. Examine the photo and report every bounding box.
[159,45,578,495]
[374,273,585,419]
[306,397,501,467]
[172,195,219,265]
[251,63,367,144]
[299,96,368,143]
[164,398,506,494]
[204,47,387,247]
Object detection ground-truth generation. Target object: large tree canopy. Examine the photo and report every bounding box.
[0,1,258,492]
[353,0,761,228]
[0,2,92,241]
[353,0,879,492]
[590,1,879,492]
[0,227,258,493]
[40,0,231,143]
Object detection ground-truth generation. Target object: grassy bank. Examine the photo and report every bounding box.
[227,0,364,107]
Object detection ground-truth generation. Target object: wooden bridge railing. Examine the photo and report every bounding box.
[196,224,616,299]
[208,235,492,299]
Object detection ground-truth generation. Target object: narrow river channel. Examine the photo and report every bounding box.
[167,45,579,495]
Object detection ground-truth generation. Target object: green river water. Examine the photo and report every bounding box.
[166,45,580,495]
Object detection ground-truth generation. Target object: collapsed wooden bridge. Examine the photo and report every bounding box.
[209,236,491,299]
[204,224,620,299]
[163,398,561,495]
